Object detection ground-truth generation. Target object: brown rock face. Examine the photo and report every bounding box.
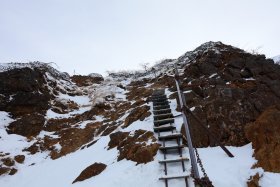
[123,105,151,128]
[14,155,25,164]
[126,86,153,101]
[71,75,104,86]
[0,67,51,117]
[176,42,280,147]
[247,173,261,187]
[72,163,107,183]
[245,105,280,172]
[50,126,96,159]
[0,166,10,176]
[51,99,79,114]
[108,130,160,164]
[23,143,40,155]
[9,168,17,175]
[1,157,15,167]
[7,114,45,137]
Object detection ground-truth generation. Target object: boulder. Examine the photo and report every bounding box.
[0,67,52,117]
[14,155,25,164]
[123,105,151,128]
[1,157,15,167]
[108,130,160,164]
[72,163,107,183]
[0,166,10,176]
[7,114,45,137]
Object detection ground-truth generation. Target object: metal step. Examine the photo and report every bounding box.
[154,113,173,121]
[159,145,185,151]
[154,118,174,126]
[158,133,182,141]
[158,157,189,164]
[153,125,176,132]
[151,96,167,101]
[153,108,172,115]
[153,105,170,110]
[152,98,167,103]
[152,89,165,95]
[159,173,189,180]
[153,101,169,106]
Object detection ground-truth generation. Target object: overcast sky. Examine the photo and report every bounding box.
[0,0,279,75]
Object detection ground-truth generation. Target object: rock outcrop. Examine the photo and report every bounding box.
[0,62,79,138]
[245,105,280,172]
[72,162,107,183]
[71,74,104,86]
[108,130,160,164]
[123,105,151,128]
[172,42,280,147]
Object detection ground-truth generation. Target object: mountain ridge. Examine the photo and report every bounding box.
[1,41,280,187]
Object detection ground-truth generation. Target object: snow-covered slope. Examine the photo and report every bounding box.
[1,43,280,187]
[0,74,278,187]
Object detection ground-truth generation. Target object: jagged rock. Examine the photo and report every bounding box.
[71,75,104,86]
[72,162,107,183]
[131,99,146,108]
[0,166,10,176]
[123,105,151,128]
[245,105,280,172]
[1,157,15,167]
[23,143,40,155]
[247,173,261,187]
[8,168,17,175]
[44,118,72,132]
[103,102,130,122]
[108,130,160,164]
[177,42,280,147]
[0,67,51,117]
[50,126,97,159]
[126,86,152,101]
[51,99,79,114]
[101,124,118,136]
[14,155,25,164]
[7,114,45,137]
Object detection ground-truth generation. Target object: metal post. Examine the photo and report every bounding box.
[174,64,200,180]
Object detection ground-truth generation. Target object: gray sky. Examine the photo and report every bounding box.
[0,0,279,75]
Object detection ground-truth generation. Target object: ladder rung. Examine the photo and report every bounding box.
[158,133,182,140]
[153,105,170,110]
[158,157,189,164]
[153,125,176,132]
[153,109,172,115]
[154,118,174,126]
[159,173,189,180]
[154,113,173,120]
[153,101,169,106]
[159,145,185,150]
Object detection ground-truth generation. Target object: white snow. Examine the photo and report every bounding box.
[58,94,91,106]
[209,73,218,78]
[1,67,280,187]
[88,73,103,78]
[272,55,280,64]
[190,107,196,111]
[46,106,92,119]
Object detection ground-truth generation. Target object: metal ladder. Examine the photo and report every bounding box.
[152,89,190,187]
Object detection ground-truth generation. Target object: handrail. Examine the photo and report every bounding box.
[174,64,200,180]
[173,64,234,158]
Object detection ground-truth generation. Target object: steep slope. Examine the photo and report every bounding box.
[1,42,280,187]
